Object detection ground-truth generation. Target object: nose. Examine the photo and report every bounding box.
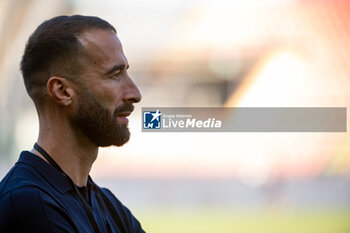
[123,75,142,103]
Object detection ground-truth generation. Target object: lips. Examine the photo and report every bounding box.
[118,111,131,117]
[116,111,132,124]
[114,103,134,124]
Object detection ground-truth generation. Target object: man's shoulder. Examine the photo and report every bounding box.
[0,160,44,197]
[0,184,57,233]
[0,185,45,207]
[0,185,46,220]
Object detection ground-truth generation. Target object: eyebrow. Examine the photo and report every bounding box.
[104,64,129,75]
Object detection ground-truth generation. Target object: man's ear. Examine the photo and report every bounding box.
[46,76,75,106]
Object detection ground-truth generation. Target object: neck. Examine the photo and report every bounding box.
[32,117,99,187]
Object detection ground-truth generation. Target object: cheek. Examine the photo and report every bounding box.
[96,87,123,110]
[70,96,82,117]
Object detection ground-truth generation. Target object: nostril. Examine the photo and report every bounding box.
[124,76,141,103]
[128,95,141,103]
[128,87,141,103]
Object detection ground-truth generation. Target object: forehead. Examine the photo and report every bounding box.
[78,29,127,71]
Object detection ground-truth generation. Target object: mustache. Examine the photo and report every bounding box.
[114,103,134,116]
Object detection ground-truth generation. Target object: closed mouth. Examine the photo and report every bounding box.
[118,111,131,117]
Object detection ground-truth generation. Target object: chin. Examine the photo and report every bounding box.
[113,136,130,147]
[98,140,129,148]
[97,133,130,147]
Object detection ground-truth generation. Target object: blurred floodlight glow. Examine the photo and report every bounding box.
[226,49,312,107]
[223,48,347,181]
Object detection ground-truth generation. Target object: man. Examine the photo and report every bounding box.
[0,15,144,233]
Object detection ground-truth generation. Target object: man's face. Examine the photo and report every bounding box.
[70,29,141,147]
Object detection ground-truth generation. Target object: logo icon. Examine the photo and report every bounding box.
[143,110,162,129]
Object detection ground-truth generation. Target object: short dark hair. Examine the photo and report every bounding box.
[20,15,116,105]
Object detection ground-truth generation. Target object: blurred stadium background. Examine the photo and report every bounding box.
[0,0,350,232]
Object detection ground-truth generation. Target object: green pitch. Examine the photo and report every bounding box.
[137,209,350,233]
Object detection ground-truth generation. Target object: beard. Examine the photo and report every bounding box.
[70,88,134,147]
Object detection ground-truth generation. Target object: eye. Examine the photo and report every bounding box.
[112,69,122,78]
